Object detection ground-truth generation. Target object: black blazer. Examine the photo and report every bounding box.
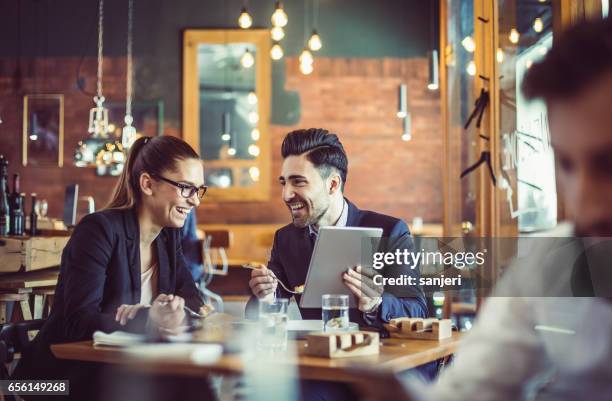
[13,207,203,381]
[247,200,427,327]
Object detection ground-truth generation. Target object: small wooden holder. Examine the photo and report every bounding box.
[384,318,452,340]
[306,331,380,359]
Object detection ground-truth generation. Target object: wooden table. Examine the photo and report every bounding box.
[51,333,461,383]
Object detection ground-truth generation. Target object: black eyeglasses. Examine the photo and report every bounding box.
[151,174,208,200]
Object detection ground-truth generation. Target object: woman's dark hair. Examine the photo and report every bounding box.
[281,128,348,190]
[105,136,200,209]
[523,17,612,102]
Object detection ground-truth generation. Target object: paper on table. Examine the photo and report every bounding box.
[93,330,144,346]
[123,343,224,365]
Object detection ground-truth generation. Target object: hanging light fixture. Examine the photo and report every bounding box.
[121,0,136,150]
[397,84,407,118]
[88,0,109,137]
[308,30,322,51]
[299,48,314,66]
[401,116,412,142]
[227,131,237,156]
[221,112,231,141]
[238,4,253,29]
[241,48,255,68]
[300,62,314,75]
[270,26,285,41]
[461,36,476,53]
[271,1,288,27]
[533,17,544,33]
[466,60,477,76]
[247,91,258,104]
[299,48,314,75]
[248,144,260,156]
[75,0,110,168]
[251,128,260,141]
[509,28,520,44]
[307,0,322,51]
[270,42,284,60]
[496,48,504,63]
[427,50,439,90]
[426,1,438,91]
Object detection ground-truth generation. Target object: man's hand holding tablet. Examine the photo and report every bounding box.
[342,265,384,313]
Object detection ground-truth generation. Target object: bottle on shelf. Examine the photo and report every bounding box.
[30,193,38,236]
[10,193,25,236]
[9,174,24,236]
[0,155,9,236]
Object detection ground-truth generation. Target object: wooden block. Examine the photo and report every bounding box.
[384,318,453,340]
[306,331,380,359]
[0,268,60,290]
[0,236,69,273]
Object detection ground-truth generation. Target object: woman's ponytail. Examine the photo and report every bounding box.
[104,135,200,210]
[104,136,149,209]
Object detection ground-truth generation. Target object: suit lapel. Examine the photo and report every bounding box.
[156,231,171,295]
[345,198,362,227]
[124,208,141,304]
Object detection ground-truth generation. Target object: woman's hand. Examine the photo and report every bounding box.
[148,293,186,331]
[115,303,148,326]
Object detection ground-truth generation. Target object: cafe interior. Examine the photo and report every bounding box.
[0,0,610,400]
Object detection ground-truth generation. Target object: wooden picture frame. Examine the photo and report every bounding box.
[183,29,271,202]
[22,94,64,167]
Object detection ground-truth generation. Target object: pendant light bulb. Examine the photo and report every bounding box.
[300,62,314,75]
[466,60,477,76]
[509,28,520,44]
[299,48,314,65]
[427,50,439,91]
[533,17,544,33]
[271,2,288,27]
[270,43,284,60]
[270,26,285,41]
[461,36,476,53]
[238,7,253,29]
[241,49,255,68]
[308,30,323,51]
[496,48,504,63]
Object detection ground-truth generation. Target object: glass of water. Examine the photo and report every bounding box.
[258,298,289,353]
[322,294,350,332]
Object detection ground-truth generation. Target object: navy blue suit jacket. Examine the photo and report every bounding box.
[247,200,427,328]
[14,208,203,381]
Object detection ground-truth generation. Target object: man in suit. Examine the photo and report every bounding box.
[247,128,426,330]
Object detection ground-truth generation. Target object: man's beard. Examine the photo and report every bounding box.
[291,199,329,228]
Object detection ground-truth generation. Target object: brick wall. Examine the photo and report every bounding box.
[0,56,442,225]
[200,57,443,225]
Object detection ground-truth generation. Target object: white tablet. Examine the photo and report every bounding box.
[299,226,383,308]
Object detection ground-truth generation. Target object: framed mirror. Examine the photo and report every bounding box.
[183,30,271,201]
[22,94,64,167]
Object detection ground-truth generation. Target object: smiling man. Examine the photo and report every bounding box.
[247,128,426,329]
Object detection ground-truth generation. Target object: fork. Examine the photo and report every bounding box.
[241,263,303,295]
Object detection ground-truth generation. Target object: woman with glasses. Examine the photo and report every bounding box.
[14,136,214,401]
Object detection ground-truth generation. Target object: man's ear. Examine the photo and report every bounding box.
[328,173,342,195]
[140,172,154,196]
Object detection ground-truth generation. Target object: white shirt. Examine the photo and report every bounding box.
[140,262,158,305]
[411,225,612,401]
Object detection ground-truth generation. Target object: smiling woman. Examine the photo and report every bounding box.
[12,136,212,401]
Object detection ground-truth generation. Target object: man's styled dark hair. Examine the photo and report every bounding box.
[281,128,348,190]
[523,17,612,102]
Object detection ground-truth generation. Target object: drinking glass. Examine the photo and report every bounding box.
[322,294,350,332]
[258,298,289,352]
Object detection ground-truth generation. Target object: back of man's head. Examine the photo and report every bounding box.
[523,17,612,102]
[281,128,348,191]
